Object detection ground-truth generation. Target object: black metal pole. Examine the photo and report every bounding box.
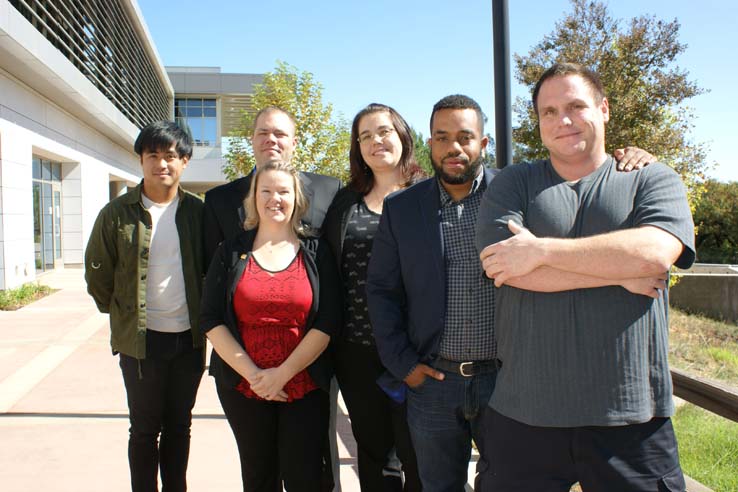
[492,0,512,169]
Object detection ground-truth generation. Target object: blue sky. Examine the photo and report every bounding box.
[138,0,736,182]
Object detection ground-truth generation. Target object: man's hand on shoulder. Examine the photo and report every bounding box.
[613,146,656,172]
[479,220,545,287]
[404,363,445,388]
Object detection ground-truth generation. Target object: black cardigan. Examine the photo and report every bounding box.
[323,182,428,272]
[322,187,364,274]
[199,228,342,392]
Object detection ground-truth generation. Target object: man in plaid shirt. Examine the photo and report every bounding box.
[367,95,498,492]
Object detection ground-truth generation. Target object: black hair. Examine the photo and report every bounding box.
[429,94,487,133]
[134,121,193,159]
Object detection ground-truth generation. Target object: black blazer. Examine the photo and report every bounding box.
[365,169,497,383]
[199,228,342,391]
[203,171,341,265]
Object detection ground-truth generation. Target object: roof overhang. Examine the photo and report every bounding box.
[0,1,172,148]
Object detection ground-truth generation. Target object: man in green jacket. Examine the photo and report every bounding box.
[85,121,205,492]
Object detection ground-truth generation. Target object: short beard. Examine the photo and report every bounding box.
[432,154,483,185]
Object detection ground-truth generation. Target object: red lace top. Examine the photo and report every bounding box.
[234,252,317,401]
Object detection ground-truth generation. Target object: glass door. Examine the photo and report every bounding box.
[54,189,62,263]
[32,157,63,273]
[33,181,42,271]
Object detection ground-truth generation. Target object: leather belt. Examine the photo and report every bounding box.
[432,358,500,377]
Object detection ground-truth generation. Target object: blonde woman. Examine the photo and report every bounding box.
[200,160,341,492]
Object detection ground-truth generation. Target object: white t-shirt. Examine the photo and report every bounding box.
[141,194,190,333]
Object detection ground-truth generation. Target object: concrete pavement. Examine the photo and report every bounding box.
[0,268,477,491]
[0,268,363,491]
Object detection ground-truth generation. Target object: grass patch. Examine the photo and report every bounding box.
[706,347,738,368]
[669,308,738,491]
[669,308,738,382]
[672,403,738,492]
[0,282,55,310]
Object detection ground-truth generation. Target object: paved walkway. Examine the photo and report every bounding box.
[0,268,477,491]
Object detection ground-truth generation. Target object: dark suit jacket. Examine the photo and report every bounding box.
[366,169,497,384]
[203,170,341,266]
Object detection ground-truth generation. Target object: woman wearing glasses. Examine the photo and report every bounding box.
[324,103,425,492]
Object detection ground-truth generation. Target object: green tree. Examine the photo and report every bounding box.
[411,127,433,176]
[693,180,738,264]
[512,0,710,205]
[483,134,496,169]
[223,61,350,182]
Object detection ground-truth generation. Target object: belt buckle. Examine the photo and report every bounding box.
[459,361,474,377]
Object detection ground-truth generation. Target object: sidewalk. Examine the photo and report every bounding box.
[0,269,477,491]
[0,268,363,491]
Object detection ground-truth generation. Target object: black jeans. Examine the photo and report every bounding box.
[217,384,329,492]
[334,339,421,492]
[480,408,686,492]
[119,330,204,492]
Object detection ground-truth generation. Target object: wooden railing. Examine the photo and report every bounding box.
[671,368,738,492]
[672,368,738,423]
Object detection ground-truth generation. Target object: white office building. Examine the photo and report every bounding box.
[0,0,260,290]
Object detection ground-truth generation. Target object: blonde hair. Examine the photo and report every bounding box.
[243,161,308,236]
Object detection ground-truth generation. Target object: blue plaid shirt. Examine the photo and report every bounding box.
[437,170,496,362]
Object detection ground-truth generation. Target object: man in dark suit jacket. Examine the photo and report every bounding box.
[203,106,341,265]
[366,95,499,492]
[202,106,341,491]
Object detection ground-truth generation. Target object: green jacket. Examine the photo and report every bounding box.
[84,182,205,359]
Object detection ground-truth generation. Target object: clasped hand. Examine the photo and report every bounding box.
[249,366,290,402]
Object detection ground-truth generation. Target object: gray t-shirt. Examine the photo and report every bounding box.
[475,157,695,427]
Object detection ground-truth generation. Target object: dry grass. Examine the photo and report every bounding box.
[669,308,738,492]
[669,308,738,382]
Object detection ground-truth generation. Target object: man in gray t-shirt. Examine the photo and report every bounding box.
[475,63,695,491]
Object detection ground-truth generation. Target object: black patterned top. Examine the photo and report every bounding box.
[341,200,381,345]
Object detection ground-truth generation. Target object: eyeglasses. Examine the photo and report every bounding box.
[358,127,395,144]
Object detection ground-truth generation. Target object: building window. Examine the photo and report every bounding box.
[175,98,217,146]
[32,157,63,273]
[10,0,170,127]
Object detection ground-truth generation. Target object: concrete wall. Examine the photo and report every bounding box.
[671,274,738,323]
[182,145,228,193]
[0,0,172,290]
[0,71,140,290]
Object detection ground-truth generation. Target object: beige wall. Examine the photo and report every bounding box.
[671,274,738,323]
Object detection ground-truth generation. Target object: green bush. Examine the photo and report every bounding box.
[0,282,53,310]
